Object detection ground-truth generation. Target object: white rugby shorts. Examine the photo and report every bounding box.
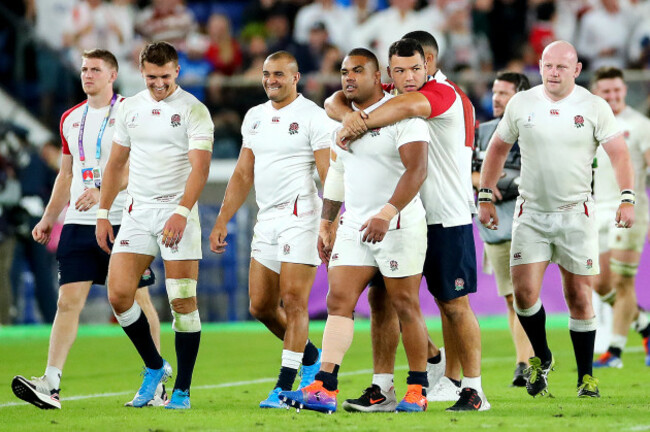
[597,201,649,254]
[510,201,599,275]
[112,203,202,261]
[328,218,427,278]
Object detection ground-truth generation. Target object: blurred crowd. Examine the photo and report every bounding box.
[3,0,650,152]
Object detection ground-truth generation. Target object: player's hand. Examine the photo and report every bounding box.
[96,219,115,254]
[161,214,187,248]
[32,218,54,245]
[336,128,355,151]
[360,217,389,244]
[318,219,337,264]
[341,111,368,138]
[493,186,503,202]
[75,187,100,212]
[615,202,635,229]
[209,220,228,254]
[478,201,499,230]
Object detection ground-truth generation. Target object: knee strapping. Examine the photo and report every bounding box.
[114,301,142,327]
[569,316,597,332]
[610,259,638,277]
[166,278,201,332]
[321,315,354,365]
[599,289,616,306]
[514,298,542,317]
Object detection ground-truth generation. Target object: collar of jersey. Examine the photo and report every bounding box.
[352,92,391,114]
[265,94,304,112]
[146,85,182,104]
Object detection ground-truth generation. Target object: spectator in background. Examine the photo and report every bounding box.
[628,13,650,68]
[63,0,132,65]
[440,0,492,73]
[528,1,556,63]
[0,145,21,325]
[135,0,197,52]
[203,13,243,76]
[577,0,634,70]
[487,0,527,70]
[293,0,356,53]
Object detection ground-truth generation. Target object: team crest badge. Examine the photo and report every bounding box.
[389,260,399,271]
[586,258,593,269]
[455,278,465,291]
[171,114,181,127]
[109,118,115,127]
[574,115,584,128]
[283,244,291,255]
[289,122,299,135]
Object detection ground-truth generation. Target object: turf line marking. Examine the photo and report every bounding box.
[1,347,643,409]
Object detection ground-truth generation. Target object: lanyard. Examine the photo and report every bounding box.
[78,93,118,163]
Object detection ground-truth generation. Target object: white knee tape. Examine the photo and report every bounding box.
[114,301,142,327]
[166,279,201,332]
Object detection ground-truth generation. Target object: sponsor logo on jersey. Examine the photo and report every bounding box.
[283,244,291,255]
[586,258,593,269]
[72,122,80,128]
[524,113,535,128]
[250,120,261,134]
[171,114,181,127]
[369,128,381,137]
[272,116,280,123]
[513,252,522,260]
[454,278,465,291]
[152,109,161,116]
[550,109,559,116]
[109,118,115,127]
[331,253,339,261]
[127,113,139,128]
[288,122,299,135]
[389,260,399,271]
[574,115,584,128]
[120,240,130,246]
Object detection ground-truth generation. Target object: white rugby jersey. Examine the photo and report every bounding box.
[418,77,474,226]
[332,94,429,229]
[60,96,125,225]
[113,86,214,207]
[594,105,650,215]
[496,85,621,213]
[241,94,337,217]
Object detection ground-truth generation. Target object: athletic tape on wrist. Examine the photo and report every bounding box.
[96,208,109,219]
[174,205,191,218]
[375,203,398,221]
[478,188,493,203]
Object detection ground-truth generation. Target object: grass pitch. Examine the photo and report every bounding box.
[0,316,649,432]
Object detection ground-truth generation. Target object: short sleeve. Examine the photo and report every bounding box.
[59,114,70,155]
[418,82,457,119]
[240,109,254,150]
[112,102,131,148]
[309,108,339,151]
[187,102,214,152]
[594,97,621,145]
[394,117,430,148]
[495,94,520,144]
[329,140,345,173]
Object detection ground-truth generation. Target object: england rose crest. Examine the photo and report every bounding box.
[574,115,584,128]
[289,122,299,135]
[171,114,181,127]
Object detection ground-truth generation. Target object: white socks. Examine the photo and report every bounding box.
[462,376,483,394]
[45,366,62,390]
[372,373,394,393]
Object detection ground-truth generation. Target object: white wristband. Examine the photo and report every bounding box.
[621,190,635,205]
[174,205,191,218]
[96,209,109,220]
[478,188,493,202]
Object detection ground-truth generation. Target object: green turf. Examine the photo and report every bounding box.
[1,315,648,431]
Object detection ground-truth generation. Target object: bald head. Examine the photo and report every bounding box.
[539,40,582,101]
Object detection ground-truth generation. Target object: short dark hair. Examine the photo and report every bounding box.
[388,38,424,62]
[494,71,530,92]
[82,49,119,72]
[139,41,178,68]
[592,66,624,85]
[265,50,299,73]
[346,47,379,72]
[401,31,438,55]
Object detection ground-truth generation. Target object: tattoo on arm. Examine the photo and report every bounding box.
[322,199,342,222]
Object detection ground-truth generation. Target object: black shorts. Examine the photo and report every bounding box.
[423,223,477,301]
[56,224,155,287]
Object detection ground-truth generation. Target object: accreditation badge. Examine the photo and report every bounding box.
[92,166,102,188]
[81,167,95,188]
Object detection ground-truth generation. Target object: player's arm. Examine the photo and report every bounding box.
[314,148,329,186]
[209,147,255,254]
[478,133,513,230]
[160,148,212,248]
[96,142,130,253]
[319,149,344,264]
[325,90,368,141]
[32,154,73,245]
[602,134,635,228]
[361,139,428,243]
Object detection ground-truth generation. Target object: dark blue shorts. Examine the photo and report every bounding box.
[423,223,477,301]
[56,224,155,287]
